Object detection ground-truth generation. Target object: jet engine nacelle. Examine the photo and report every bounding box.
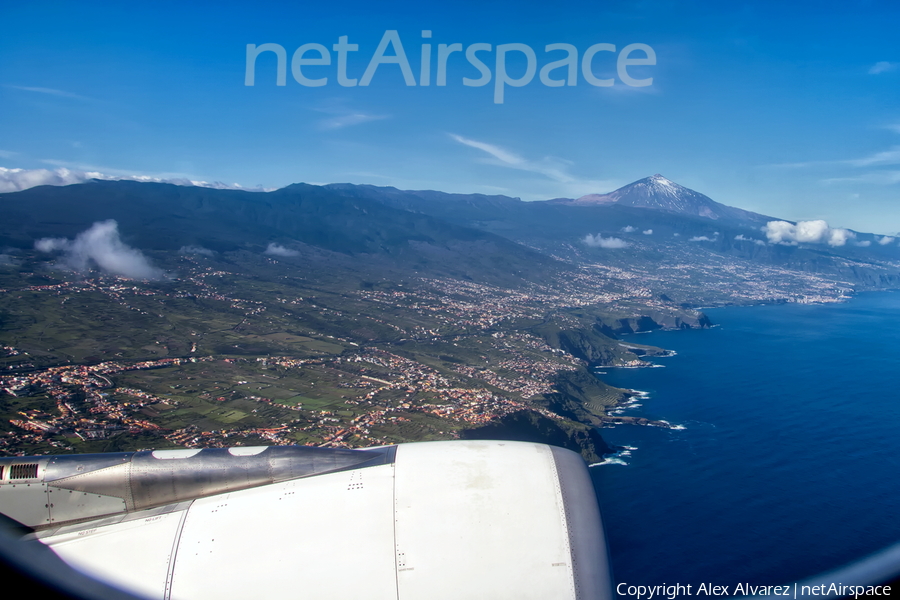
[0,440,612,600]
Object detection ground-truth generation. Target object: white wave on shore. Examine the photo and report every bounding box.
[610,390,649,415]
[590,445,639,467]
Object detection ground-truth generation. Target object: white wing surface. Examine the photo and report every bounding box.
[1,440,611,600]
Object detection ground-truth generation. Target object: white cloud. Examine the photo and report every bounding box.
[642,229,653,235]
[0,166,269,194]
[821,171,900,185]
[0,167,87,192]
[762,220,855,247]
[826,228,855,246]
[805,145,900,187]
[869,61,898,75]
[621,225,636,233]
[766,142,900,186]
[583,234,629,249]
[845,146,900,168]
[450,134,525,166]
[855,240,872,247]
[878,236,895,245]
[448,133,619,196]
[735,234,767,246]
[689,236,713,242]
[4,84,91,101]
[35,220,163,279]
[312,103,389,130]
[264,243,300,257]
[179,245,214,256]
[319,112,388,130]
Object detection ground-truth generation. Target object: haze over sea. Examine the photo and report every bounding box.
[591,292,900,588]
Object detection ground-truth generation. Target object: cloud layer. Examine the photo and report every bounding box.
[0,167,269,194]
[0,167,88,192]
[763,220,855,247]
[35,220,163,279]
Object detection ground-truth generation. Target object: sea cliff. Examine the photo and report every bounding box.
[459,410,614,463]
[505,307,712,460]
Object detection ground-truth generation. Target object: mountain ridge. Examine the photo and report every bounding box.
[3,175,900,304]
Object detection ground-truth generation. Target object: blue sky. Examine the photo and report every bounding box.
[2,0,899,233]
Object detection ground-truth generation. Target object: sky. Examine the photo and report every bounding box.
[1,0,899,234]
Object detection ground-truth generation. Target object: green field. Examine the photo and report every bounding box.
[1,249,642,456]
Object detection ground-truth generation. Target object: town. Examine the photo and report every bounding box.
[0,239,864,456]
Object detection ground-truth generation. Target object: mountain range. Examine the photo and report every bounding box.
[2,174,899,304]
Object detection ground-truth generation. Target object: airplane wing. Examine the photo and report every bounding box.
[0,440,612,600]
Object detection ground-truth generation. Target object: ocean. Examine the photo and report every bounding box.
[591,291,900,589]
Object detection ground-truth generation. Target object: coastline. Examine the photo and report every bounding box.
[587,290,900,437]
[590,291,900,586]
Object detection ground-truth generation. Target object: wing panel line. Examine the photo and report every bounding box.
[164,500,193,600]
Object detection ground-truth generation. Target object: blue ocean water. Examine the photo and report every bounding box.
[591,291,900,589]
